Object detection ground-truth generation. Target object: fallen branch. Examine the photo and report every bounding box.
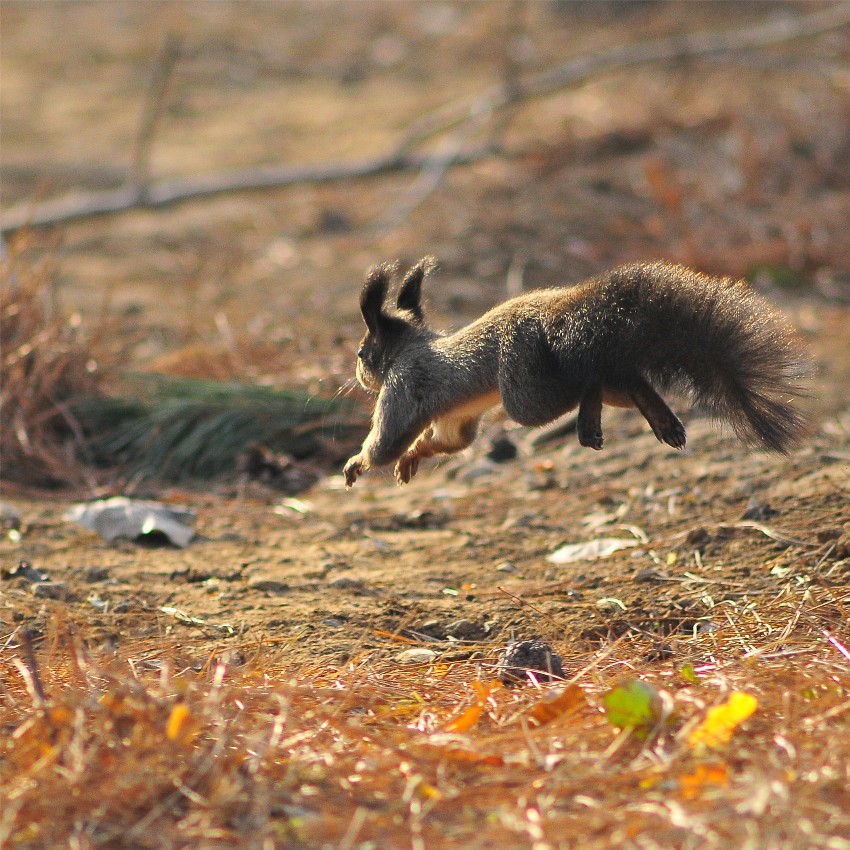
[0,150,491,232]
[3,3,849,233]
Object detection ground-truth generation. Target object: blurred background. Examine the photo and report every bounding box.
[2,0,849,485]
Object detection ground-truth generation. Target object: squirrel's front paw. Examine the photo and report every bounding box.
[394,452,419,485]
[343,455,365,488]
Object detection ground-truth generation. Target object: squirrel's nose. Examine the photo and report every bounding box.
[357,347,365,359]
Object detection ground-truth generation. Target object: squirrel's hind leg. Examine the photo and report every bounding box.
[577,383,604,450]
[619,376,687,449]
[394,416,481,484]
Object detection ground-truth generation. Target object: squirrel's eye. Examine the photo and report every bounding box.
[357,347,365,359]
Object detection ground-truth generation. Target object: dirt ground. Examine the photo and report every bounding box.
[3,0,849,672]
[2,3,850,849]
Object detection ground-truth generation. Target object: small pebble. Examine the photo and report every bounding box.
[396,648,437,665]
[496,639,565,685]
[0,502,21,529]
[329,577,365,591]
[248,578,291,594]
[456,461,497,483]
[445,618,482,640]
[487,436,518,463]
[32,581,73,601]
[495,561,518,573]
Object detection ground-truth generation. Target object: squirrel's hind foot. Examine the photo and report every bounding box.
[577,427,604,451]
[394,452,420,485]
[650,414,687,450]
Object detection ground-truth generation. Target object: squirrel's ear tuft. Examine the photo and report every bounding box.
[360,262,397,334]
[396,257,436,322]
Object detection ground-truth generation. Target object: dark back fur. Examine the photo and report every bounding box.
[566,262,808,451]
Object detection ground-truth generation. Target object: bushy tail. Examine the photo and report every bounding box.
[603,263,810,453]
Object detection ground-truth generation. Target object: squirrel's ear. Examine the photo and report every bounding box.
[360,262,396,335]
[396,257,436,322]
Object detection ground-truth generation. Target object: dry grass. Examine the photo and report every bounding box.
[3,579,849,850]
[0,236,105,488]
[0,244,363,490]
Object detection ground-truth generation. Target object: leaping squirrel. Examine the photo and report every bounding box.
[343,259,807,487]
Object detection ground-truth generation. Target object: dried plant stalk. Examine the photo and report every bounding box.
[0,238,102,488]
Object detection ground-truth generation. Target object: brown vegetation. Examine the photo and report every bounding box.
[2,3,850,849]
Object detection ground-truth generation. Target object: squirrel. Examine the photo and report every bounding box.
[343,258,808,488]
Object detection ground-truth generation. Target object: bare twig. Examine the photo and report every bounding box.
[130,34,182,191]
[3,3,848,233]
[18,628,47,706]
[372,109,493,232]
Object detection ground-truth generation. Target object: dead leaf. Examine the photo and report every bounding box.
[547,537,638,564]
[679,762,729,798]
[688,691,758,751]
[528,684,587,727]
[444,703,483,733]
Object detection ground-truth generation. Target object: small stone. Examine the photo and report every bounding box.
[248,578,291,594]
[456,460,497,483]
[32,581,73,601]
[415,620,445,639]
[84,566,111,583]
[396,648,437,665]
[328,577,365,591]
[495,561,518,573]
[501,513,536,530]
[0,503,21,530]
[645,642,674,662]
[741,498,777,521]
[445,619,482,640]
[496,639,565,685]
[487,436,518,463]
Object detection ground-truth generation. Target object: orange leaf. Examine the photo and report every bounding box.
[529,684,587,727]
[444,703,483,733]
[471,680,492,702]
[680,763,729,799]
[442,747,504,766]
[166,702,194,744]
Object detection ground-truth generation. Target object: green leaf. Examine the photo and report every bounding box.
[603,680,663,731]
[680,663,700,684]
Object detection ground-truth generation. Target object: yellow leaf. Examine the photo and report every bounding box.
[688,691,758,750]
[418,782,443,800]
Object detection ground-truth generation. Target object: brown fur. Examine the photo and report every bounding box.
[344,259,808,487]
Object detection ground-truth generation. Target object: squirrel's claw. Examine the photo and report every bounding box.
[647,412,687,450]
[343,456,364,488]
[578,429,604,451]
[394,452,419,485]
